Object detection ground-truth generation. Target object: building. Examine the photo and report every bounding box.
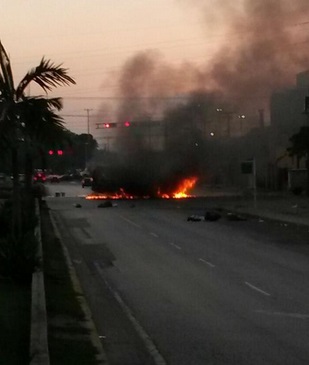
[270,70,309,149]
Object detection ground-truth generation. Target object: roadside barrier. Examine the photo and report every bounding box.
[29,199,50,365]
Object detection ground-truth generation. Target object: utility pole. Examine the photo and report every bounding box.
[216,108,234,137]
[253,157,257,208]
[84,109,92,170]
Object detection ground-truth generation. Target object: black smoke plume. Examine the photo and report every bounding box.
[95,0,309,196]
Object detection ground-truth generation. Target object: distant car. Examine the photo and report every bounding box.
[82,177,92,188]
[33,172,46,183]
[10,174,25,182]
[49,175,60,183]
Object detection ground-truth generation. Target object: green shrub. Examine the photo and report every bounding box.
[291,186,303,195]
[0,231,39,283]
[0,196,38,236]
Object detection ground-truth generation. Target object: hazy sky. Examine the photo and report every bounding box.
[2,1,309,139]
[1,0,218,135]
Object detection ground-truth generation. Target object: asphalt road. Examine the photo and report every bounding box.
[46,182,309,365]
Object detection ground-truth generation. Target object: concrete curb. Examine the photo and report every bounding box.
[30,199,50,365]
[49,209,109,365]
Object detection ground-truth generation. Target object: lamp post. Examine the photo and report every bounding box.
[216,108,246,137]
[238,114,246,136]
[216,108,234,137]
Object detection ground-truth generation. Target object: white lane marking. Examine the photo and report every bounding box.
[245,282,271,296]
[169,242,182,250]
[198,258,215,268]
[255,310,309,319]
[94,262,167,365]
[150,232,159,238]
[119,215,142,228]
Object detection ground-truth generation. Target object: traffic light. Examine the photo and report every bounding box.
[48,150,63,155]
[103,123,117,128]
[124,121,131,127]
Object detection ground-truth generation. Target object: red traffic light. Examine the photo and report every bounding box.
[103,123,117,128]
[124,121,131,127]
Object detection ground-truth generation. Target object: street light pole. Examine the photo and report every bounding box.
[84,108,92,170]
[216,108,234,137]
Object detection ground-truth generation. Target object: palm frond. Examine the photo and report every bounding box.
[0,41,14,97]
[31,116,67,146]
[17,97,66,144]
[0,112,16,147]
[16,58,76,98]
[0,75,7,98]
[44,97,63,111]
[19,96,63,112]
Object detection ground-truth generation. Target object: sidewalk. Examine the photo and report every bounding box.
[210,192,309,227]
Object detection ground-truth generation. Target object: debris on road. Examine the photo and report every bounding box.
[97,201,113,208]
[187,215,204,222]
[205,211,221,221]
[226,212,247,221]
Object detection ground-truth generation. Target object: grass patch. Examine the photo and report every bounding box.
[0,278,31,365]
[40,202,99,365]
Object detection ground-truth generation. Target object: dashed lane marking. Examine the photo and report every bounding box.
[94,262,167,365]
[119,215,142,228]
[169,242,182,250]
[255,310,309,319]
[245,281,271,297]
[198,258,215,268]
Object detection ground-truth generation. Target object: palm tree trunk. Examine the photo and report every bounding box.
[12,147,22,239]
[25,150,33,192]
[24,150,36,225]
[306,154,309,197]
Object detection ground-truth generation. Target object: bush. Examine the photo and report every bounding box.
[0,197,38,236]
[0,195,39,283]
[291,186,303,195]
[0,200,14,236]
[32,183,47,200]
[0,231,39,283]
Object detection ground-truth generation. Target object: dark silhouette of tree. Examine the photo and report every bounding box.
[0,41,75,238]
[288,126,309,195]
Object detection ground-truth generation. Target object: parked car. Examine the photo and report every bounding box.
[33,171,46,183]
[49,175,60,183]
[82,177,92,188]
[10,174,25,182]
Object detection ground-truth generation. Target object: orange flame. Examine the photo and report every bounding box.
[85,177,198,200]
[85,188,135,200]
[160,177,198,199]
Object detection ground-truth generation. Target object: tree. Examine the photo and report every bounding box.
[0,41,75,238]
[287,126,309,195]
[70,133,98,169]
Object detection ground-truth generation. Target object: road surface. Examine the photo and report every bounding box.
[45,182,309,365]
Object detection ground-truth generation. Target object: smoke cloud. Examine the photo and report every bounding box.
[95,0,309,196]
[185,0,309,110]
[115,0,309,116]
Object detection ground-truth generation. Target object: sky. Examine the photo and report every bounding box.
[1,1,309,143]
[1,0,214,137]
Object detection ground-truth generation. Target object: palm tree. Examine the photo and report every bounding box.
[0,41,75,238]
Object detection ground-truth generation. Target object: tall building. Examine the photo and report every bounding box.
[270,70,309,148]
[268,70,309,187]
